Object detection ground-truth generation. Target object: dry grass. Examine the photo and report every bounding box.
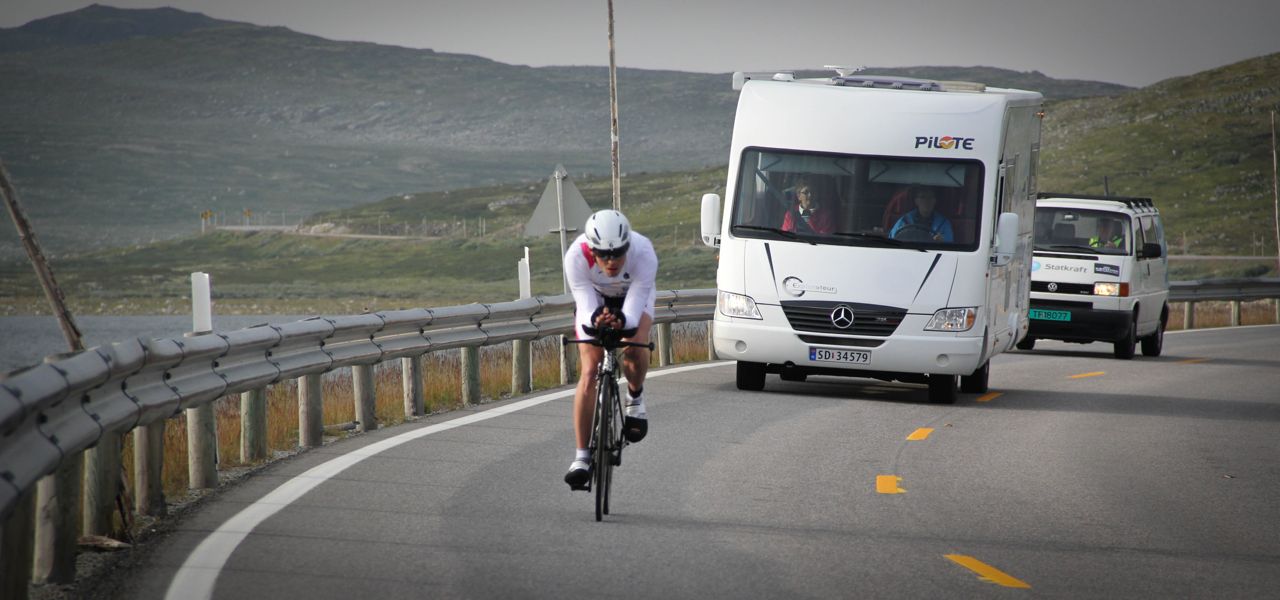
[120,324,712,497]
[1167,299,1279,330]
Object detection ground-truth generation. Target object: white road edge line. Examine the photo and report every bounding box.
[165,360,730,600]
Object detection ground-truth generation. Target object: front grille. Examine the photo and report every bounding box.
[797,335,884,348]
[1031,299,1092,310]
[1032,281,1094,295]
[780,301,905,337]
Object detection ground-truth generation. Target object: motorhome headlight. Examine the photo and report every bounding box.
[1093,282,1129,297]
[925,307,977,332]
[717,290,763,319]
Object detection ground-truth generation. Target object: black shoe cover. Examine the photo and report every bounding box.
[564,466,591,490]
[623,416,647,443]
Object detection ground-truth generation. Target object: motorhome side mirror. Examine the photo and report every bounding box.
[701,193,722,248]
[992,212,1019,267]
[1140,242,1162,259]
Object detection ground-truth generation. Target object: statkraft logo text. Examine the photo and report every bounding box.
[915,136,975,150]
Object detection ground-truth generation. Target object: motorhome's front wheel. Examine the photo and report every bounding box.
[960,361,990,394]
[928,374,958,404]
[736,361,766,391]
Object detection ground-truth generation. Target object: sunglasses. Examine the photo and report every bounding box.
[591,245,628,260]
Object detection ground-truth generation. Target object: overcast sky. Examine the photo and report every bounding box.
[3,0,1278,87]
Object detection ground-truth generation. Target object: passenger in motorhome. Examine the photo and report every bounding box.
[780,176,835,234]
[1090,218,1125,249]
[889,185,954,242]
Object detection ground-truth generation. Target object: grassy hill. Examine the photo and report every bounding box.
[0,5,1128,259]
[0,168,725,315]
[1039,52,1280,257]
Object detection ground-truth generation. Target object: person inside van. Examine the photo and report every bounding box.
[890,185,954,242]
[780,175,835,234]
[1090,219,1126,250]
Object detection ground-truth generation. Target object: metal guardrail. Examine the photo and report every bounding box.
[1169,277,1280,302]
[0,289,716,520]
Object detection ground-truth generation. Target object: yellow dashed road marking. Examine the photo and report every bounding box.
[876,475,906,494]
[1069,371,1106,379]
[976,392,1003,402]
[944,554,1031,589]
[906,428,933,441]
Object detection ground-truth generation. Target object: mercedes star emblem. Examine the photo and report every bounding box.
[830,305,855,329]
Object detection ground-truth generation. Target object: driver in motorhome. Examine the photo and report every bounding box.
[890,185,954,242]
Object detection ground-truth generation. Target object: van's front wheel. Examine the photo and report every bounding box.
[736,361,766,391]
[928,374,958,404]
[1114,314,1137,359]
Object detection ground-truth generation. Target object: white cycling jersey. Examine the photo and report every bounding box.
[563,231,658,338]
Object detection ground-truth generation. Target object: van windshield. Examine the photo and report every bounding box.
[1033,208,1131,255]
[728,148,984,251]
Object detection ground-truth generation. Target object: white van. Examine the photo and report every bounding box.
[1020,193,1168,358]
[700,70,1043,403]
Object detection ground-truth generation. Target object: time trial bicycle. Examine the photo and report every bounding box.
[565,326,654,521]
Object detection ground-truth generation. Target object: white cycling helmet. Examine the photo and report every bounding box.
[584,209,631,253]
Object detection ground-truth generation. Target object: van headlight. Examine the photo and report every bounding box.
[925,307,976,332]
[1093,282,1129,297]
[718,290,762,319]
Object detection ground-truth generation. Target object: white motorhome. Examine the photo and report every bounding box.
[1020,193,1168,358]
[700,70,1043,403]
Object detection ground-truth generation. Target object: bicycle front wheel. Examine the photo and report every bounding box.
[594,378,613,522]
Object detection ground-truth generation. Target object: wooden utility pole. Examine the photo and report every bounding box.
[1271,110,1278,275]
[0,161,83,351]
[607,0,622,211]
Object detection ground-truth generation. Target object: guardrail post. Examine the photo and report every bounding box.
[2,492,35,600]
[402,356,425,417]
[1230,300,1242,326]
[33,455,80,584]
[240,388,267,463]
[353,365,377,432]
[656,323,673,366]
[133,424,166,516]
[461,347,481,406]
[186,402,218,489]
[707,321,716,361]
[1275,298,1279,324]
[83,431,121,537]
[559,336,573,385]
[1183,301,1196,330]
[511,340,531,395]
[299,374,323,448]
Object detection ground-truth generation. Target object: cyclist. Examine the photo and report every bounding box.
[563,209,658,489]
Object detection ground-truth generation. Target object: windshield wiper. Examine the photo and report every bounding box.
[1036,244,1101,254]
[830,231,913,248]
[731,224,800,240]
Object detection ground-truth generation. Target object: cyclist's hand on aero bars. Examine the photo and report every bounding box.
[590,306,625,331]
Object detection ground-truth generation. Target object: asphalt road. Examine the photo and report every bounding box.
[110,325,1280,599]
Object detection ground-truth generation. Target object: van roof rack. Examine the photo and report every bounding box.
[1037,192,1156,210]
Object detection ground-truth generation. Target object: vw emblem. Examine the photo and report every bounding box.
[830,305,855,329]
[1047,282,1058,292]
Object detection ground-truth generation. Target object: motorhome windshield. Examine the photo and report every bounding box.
[1033,207,1131,255]
[729,148,984,251]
